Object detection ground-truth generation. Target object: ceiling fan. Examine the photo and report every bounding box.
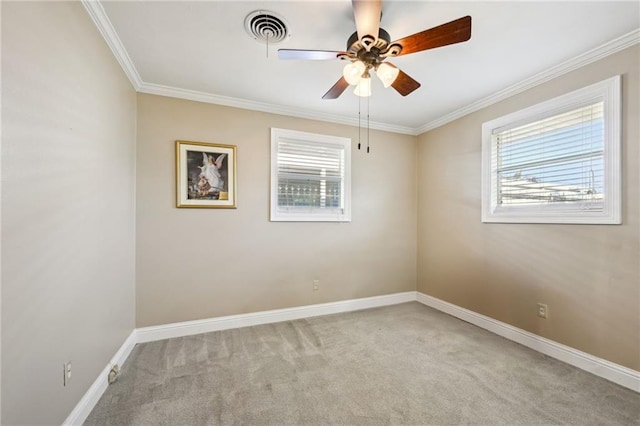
[278,0,471,99]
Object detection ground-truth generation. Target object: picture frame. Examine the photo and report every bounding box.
[176,140,237,208]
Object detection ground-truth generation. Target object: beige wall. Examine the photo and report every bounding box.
[1,2,636,422]
[1,2,136,424]
[417,45,640,370]
[136,94,417,327]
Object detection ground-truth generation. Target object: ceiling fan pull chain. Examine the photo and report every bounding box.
[367,96,370,153]
[358,96,362,150]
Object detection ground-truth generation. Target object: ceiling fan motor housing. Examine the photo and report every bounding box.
[345,28,401,69]
[347,28,389,53]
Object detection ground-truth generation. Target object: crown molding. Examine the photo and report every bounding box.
[81,0,142,89]
[137,82,417,135]
[81,0,637,137]
[80,0,415,135]
[416,28,640,135]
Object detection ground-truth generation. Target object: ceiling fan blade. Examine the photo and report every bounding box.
[322,77,350,100]
[391,16,471,56]
[278,49,348,60]
[391,68,421,96]
[352,0,382,46]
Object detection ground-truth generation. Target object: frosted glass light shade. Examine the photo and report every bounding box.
[376,63,400,88]
[343,61,366,85]
[354,77,371,97]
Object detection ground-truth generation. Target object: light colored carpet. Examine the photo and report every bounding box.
[85,302,640,425]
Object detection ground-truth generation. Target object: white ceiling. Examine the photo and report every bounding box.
[96,1,639,134]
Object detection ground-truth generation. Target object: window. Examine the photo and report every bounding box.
[270,128,351,222]
[481,75,621,224]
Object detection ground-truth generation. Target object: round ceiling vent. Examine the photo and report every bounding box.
[244,10,290,44]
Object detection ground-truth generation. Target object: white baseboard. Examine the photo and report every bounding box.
[416,292,640,392]
[65,290,639,424]
[136,291,417,343]
[63,292,414,423]
[62,330,137,426]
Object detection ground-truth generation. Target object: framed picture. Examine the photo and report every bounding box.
[176,140,237,208]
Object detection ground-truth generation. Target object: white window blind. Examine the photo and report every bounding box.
[271,128,351,222]
[481,75,621,224]
[494,102,604,208]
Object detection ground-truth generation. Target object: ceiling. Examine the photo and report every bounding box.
[95,1,639,134]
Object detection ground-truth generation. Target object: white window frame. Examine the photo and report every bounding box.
[481,75,621,224]
[270,128,351,222]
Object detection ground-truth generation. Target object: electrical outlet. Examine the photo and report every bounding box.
[63,361,72,386]
[537,303,549,319]
[313,280,319,291]
[108,364,120,384]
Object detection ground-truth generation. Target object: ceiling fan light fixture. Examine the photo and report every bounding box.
[354,76,372,97]
[376,62,399,88]
[343,60,366,85]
